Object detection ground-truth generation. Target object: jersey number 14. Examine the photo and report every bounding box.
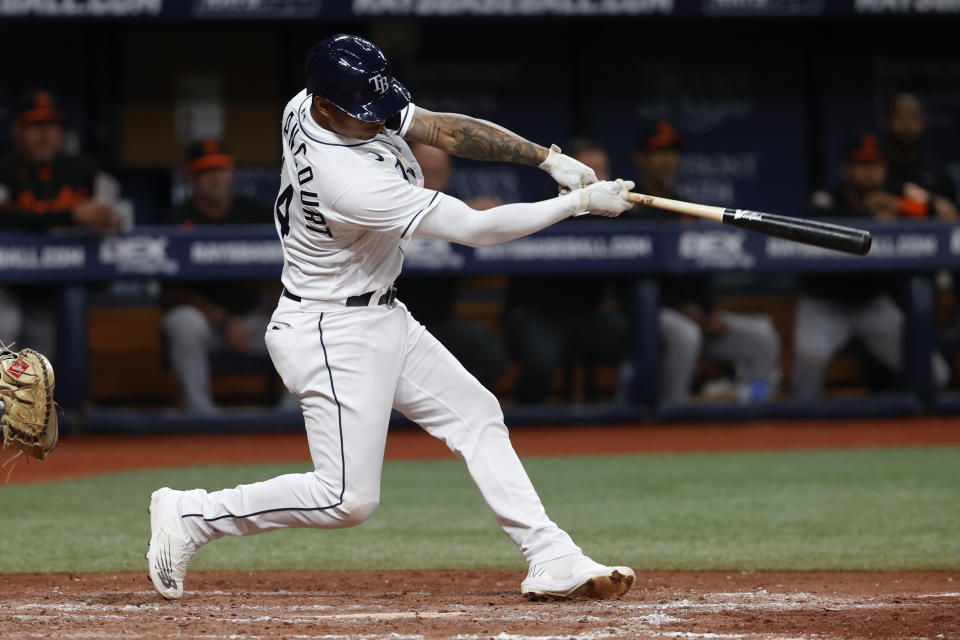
[275,168,334,239]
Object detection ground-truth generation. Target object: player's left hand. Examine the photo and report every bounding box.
[539,144,598,192]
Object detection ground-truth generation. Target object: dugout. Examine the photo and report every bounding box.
[3,4,960,429]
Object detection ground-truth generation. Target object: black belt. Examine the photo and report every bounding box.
[282,287,397,307]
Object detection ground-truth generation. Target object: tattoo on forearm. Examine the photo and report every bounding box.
[451,122,543,166]
[424,122,442,147]
[413,112,545,166]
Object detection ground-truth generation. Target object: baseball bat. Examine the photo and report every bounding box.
[625,192,872,256]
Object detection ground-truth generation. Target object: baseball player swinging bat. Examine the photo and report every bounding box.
[625,192,872,256]
[146,33,638,605]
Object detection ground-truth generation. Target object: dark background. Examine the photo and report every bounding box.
[3,16,959,219]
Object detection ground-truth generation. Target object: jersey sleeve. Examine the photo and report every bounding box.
[385,103,416,138]
[331,167,441,239]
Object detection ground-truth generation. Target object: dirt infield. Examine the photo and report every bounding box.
[9,415,960,484]
[2,569,957,640]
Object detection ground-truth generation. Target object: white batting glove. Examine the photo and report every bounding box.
[539,144,599,192]
[573,179,635,217]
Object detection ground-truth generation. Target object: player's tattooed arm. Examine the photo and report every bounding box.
[405,107,549,167]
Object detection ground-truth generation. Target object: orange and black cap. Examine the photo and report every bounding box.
[15,89,63,125]
[846,132,885,165]
[187,138,235,173]
[636,120,684,152]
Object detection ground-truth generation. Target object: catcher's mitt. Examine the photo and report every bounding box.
[1,344,58,463]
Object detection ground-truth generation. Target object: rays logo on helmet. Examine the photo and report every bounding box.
[368,74,390,96]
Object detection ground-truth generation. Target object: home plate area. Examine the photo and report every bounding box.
[2,570,957,640]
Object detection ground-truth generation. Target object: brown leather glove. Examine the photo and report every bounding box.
[1,345,58,462]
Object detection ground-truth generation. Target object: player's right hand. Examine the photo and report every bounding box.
[574,179,635,217]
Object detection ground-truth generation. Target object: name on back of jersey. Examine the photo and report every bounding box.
[277,109,334,239]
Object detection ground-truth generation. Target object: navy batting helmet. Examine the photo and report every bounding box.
[305,34,410,123]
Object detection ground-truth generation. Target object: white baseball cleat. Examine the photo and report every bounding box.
[521,555,636,601]
[146,487,199,600]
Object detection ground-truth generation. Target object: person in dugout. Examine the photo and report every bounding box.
[795,132,951,399]
[626,121,780,404]
[0,88,120,359]
[161,139,293,413]
[502,138,628,404]
[881,92,957,222]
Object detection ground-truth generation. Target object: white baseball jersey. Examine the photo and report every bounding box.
[164,89,586,584]
[274,88,443,301]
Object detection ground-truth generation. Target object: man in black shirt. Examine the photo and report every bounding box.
[0,89,118,230]
[882,93,957,221]
[794,133,950,399]
[162,139,276,412]
[0,89,119,358]
[628,122,779,403]
[629,121,684,217]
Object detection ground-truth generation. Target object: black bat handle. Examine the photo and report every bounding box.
[722,209,872,256]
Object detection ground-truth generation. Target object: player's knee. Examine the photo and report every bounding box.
[337,494,379,527]
[470,386,506,435]
[302,472,379,528]
[476,381,503,412]
[163,305,209,342]
[457,411,510,458]
[433,390,507,458]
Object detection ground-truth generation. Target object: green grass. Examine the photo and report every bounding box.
[1,447,958,574]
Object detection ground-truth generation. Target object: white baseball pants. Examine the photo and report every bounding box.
[178,295,580,565]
